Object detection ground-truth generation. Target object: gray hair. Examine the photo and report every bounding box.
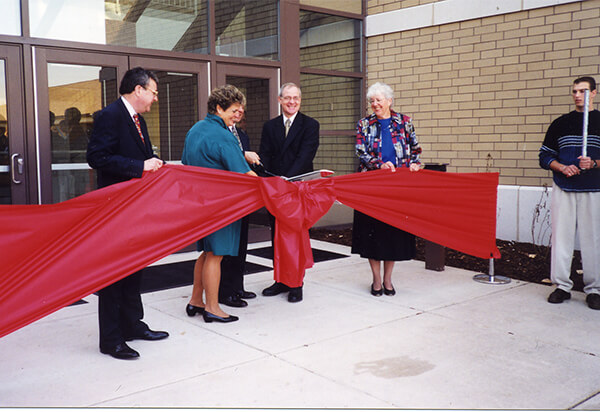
[279,82,302,98]
[366,82,394,103]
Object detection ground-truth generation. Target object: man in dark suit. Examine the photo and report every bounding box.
[87,67,169,360]
[259,82,320,303]
[219,110,259,308]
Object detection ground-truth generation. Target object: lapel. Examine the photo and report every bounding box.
[281,112,302,153]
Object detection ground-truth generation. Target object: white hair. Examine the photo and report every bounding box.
[279,82,302,98]
[366,82,394,103]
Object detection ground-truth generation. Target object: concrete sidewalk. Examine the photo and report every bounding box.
[1,239,599,409]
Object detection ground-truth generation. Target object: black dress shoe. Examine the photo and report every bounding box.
[203,311,239,323]
[288,287,303,303]
[262,282,290,296]
[548,288,571,304]
[220,295,248,308]
[125,329,169,341]
[186,304,205,317]
[371,284,383,296]
[383,285,396,296]
[100,343,140,360]
[238,290,257,299]
[586,293,600,310]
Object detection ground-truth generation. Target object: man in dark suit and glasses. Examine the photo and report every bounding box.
[259,82,320,302]
[87,67,169,360]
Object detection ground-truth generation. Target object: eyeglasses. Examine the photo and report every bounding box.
[145,87,159,97]
[281,96,300,102]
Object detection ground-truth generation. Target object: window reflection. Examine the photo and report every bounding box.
[300,10,362,73]
[225,76,270,150]
[146,71,198,161]
[215,0,279,60]
[0,0,21,36]
[300,74,361,131]
[300,74,361,175]
[48,64,118,202]
[29,0,209,54]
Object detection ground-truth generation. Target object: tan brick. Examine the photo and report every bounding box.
[553,58,581,70]
[474,24,498,35]
[481,31,503,42]
[546,12,573,25]
[554,21,581,33]
[580,55,600,66]
[481,49,503,59]
[524,38,552,50]
[580,37,600,47]
[573,47,600,57]
[520,16,546,29]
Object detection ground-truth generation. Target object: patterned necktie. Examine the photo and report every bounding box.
[285,119,291,137]
[230,126,243,151]
[133,114,145,143]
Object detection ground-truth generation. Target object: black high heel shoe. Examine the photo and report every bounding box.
[383,285,396,296]
[186,304,205,317]
[371,284,383,296]
[203,310,239,323]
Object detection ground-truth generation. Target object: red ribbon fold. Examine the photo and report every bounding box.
[0,165,499,338]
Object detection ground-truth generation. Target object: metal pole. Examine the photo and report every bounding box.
[583,89,590,157]
[473,258,511,284]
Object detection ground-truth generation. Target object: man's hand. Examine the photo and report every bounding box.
[560,163,580,177]
[578,155,595,171]
[244,151,261,165]
[143,158,164,172]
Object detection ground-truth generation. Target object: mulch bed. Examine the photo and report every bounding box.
[309,226,584,292]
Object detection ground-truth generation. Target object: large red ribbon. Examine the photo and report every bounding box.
[0,165,499,338]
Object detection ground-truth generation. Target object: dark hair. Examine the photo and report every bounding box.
[207,85,246,115]
[574,76,597,91]
[64,107,81,123]
[119,67,159,95]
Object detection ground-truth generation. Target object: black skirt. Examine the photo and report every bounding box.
[351,210,416,261]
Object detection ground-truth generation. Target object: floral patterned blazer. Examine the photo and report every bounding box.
[355,110,421,172]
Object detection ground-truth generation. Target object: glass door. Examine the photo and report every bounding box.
[217,64,279,232]
[216,64,279,153]
[34,48,128,204]
[0,45,27,204]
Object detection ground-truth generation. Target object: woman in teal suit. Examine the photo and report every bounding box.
[182,85,257,323]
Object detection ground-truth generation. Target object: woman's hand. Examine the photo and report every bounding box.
[381,161,396,172]
[409,163,421,172]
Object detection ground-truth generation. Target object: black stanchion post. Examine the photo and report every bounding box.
[423,163,448,271]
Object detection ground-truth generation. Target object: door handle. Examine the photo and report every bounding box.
[11,153,24,184]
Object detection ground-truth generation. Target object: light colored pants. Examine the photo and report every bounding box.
[551,184,600,294]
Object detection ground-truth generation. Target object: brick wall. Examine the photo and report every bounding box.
[366,0,600,186]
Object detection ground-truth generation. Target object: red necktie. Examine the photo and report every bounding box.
[133,114,145,143]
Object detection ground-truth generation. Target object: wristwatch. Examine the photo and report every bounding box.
[593,159,598,169]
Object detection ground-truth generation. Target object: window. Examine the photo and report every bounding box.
[214,0,279,60]
[29,0,209,54]
[300,10,362,72]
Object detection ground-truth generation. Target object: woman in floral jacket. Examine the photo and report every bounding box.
[352,82,422,296]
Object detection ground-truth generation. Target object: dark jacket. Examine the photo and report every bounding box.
[259,112,319,178]
[87,98,156,188]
